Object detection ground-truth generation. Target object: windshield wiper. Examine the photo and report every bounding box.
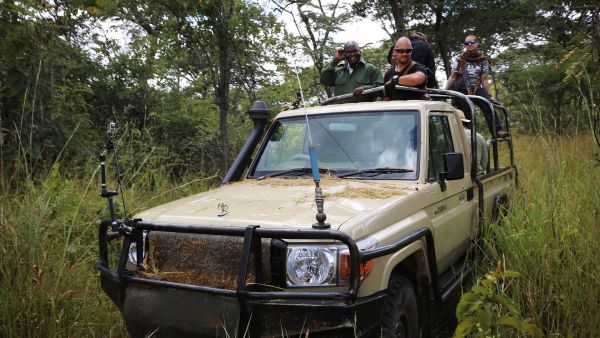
[257,167,337,180]
[336,167,414,178]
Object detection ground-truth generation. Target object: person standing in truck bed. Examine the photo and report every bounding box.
[383,37,427,101]
[459,110,488,175]
[409,32,438,88]
[445,34,509,138]
[320,41,383,98]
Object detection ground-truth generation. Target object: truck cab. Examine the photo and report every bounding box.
[97,87,517,337]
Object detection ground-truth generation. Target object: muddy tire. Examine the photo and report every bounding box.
[380,274,419,338]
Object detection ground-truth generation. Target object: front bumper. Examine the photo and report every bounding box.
[99,267,386,337]
[98,220,439,337]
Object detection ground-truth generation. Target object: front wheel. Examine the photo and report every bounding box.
[380,274,419,338]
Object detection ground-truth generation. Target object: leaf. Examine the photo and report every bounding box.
[521,321,544,338]
[498,316,520,329]
[456,292,483,320]
[492,294,521,318]
[499,270,521,278]
[471,284,489,295]
[475,308,493,332]
[454,317,476,338]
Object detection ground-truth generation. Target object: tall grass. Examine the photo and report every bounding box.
[475,133,600,337]
[2,131,597,337]
[0,129,219,337]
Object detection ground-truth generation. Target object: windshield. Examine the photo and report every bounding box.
[249,110,420,180]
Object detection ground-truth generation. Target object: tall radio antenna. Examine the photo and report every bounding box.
[293,65,329,229]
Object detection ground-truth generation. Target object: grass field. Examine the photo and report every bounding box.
[472,134,600,337]
[0,133,598,337]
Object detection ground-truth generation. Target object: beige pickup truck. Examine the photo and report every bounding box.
[97,88,517,337]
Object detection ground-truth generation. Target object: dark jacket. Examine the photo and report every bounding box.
[409,37,437,88]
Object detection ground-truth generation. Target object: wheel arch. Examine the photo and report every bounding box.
[379,243,433,338]
[379,241,430,293]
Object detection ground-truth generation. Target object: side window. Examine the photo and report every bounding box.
[428,115,454,181]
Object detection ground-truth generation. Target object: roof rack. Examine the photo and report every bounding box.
[320,85,471,106]
[320,85,508,113]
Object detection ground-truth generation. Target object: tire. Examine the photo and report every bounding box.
[380,274,419,338]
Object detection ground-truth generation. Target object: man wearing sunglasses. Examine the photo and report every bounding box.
[320,41,383,98]
[383,37,427,100]
[445,35,509,138]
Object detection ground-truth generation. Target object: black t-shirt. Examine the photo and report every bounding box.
[383,61,427,100]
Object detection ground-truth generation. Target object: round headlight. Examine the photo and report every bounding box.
[286,246,337,286]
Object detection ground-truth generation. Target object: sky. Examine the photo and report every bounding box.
[331,18,390,48]
[274,0,391,47]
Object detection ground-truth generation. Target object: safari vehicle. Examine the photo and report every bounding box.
[97,86,517,337]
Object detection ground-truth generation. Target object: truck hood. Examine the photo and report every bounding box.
[135,177,417,230]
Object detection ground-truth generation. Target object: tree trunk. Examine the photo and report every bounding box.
[216,34,231,175]
[593,9,600,60]
[388,0,405,36]
[432,4,452,77]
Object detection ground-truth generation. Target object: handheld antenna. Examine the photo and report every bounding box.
[293,65,329,229]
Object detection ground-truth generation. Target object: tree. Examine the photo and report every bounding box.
[495,1,600,135]
[272,0,352,99]
[353,0,535,76]
[95,0,285,173]
[0,0,100,177]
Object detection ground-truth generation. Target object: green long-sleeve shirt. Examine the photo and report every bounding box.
[320,58,384,96]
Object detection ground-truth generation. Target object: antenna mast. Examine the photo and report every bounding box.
[293,65,329,229]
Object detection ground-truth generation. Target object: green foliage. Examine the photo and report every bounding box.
[273,0,354,99]
[0,165,126,337]
[0,139,218,336]
[1,1,599,336]
[455,269,542,337]
[0,0,100,177]
[496,34,599,135]
[477,134,600,337]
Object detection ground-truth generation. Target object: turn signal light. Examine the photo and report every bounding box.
[339,252,374,281]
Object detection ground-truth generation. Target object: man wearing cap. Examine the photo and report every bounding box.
[458,109,488,175]
[320,41,383,98]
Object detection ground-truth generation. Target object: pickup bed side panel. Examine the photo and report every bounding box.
[479,168,516,220]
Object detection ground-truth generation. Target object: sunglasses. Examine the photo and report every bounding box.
[464,40,477,45]
[394,48,413,54]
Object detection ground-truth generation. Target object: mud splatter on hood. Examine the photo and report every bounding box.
[135,177,418,229]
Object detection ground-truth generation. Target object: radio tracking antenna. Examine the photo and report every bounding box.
[293,65,329,229]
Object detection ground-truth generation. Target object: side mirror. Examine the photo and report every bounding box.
[438,152,465,192]
[444,152,465,180]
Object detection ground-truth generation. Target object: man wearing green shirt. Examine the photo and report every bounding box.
[320,41,384,98]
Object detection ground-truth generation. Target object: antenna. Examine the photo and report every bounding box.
[99,122,129,232]
[293,65,329,229]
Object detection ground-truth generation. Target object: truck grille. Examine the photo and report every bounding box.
[138,232,272,290]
